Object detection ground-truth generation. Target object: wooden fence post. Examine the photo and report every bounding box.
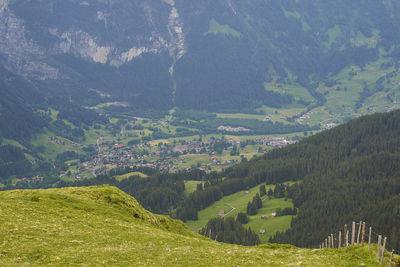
[357,220,362,244]
[325,238,328,248]
[331,234,334,248]
[368,227,372,251]
[338,231,341,248]
[380,237,386,265]
[377,235,382,260]
[344,224,347,246]
[328,236,331,248]
[361,222,366,246]
[346,230,349,247]
[389,249,394,267]
[352,221,356,246]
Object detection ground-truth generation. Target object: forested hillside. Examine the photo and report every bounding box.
[0,65,45,141]
[223,110,400,250]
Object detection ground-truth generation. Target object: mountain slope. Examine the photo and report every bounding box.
[0,64,45,140]
[221,110,400,250]
[1,0,400,112]
[0,185,387,266]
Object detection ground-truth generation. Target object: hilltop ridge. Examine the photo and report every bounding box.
[0,185,389,266]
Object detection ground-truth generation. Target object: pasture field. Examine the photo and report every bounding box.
[256,105,307,123]
[114,171,149,181]
[178,154,212,169]
[185,183,296,243]
[264,82,315,103]
[184,180,203,195]
[216,113,266,121]
[1,138,26,149]
[245,198,294,243]
[30,130,83,160]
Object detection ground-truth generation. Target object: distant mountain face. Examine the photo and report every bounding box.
[1,0,400,110]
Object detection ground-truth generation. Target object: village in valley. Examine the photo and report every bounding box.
[60,135,296,181]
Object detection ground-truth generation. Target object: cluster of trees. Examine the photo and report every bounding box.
[57,106,108,127]
[275,207,297,217]
[175,183,222,222]
[199,217,260,246]
[0,145,32,181]
[246,194,262,215]
[230,144,240,156]
[259,185,266,196]
[236,212,249,224]
[48,120,85,143]
[272,184,287,198]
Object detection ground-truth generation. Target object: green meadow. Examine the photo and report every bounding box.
[0,185,391,266]
[114,171,149,181]
[185,183,295,243]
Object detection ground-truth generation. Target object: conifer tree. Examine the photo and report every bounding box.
[260,185,266,196]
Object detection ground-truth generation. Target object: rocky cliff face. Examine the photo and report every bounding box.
[0,0,185,81]
[0,2,59,80]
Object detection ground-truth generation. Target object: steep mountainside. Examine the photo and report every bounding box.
[0,65,45,140]
[1,0,400,111]
[0,185,389,266]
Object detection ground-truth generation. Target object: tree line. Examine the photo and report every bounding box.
[199,217,260,246]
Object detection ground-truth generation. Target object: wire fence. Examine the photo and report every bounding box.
[318,221,399,266]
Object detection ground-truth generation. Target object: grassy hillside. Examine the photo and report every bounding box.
[185,183,295,243]
[0,185,389,266]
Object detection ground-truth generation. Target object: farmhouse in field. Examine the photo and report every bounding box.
[219,210,225,216]
[271,213,276,218]
[259,229,266,234]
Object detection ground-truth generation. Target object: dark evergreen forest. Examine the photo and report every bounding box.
[199,217,260,246]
